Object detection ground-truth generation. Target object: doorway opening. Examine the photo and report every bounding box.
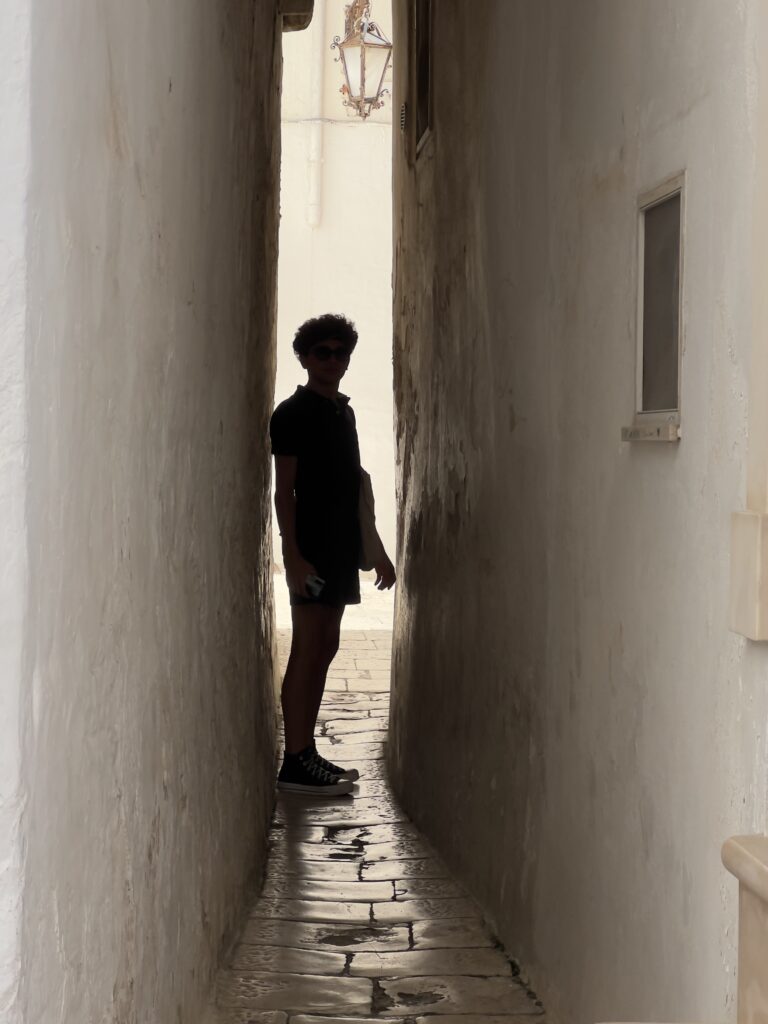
[273,0,397,649]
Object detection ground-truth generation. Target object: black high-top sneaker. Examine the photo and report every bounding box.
[311,741,360,783]
[277,746,354,796]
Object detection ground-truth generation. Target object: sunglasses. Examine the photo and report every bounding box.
[310,345,350,363]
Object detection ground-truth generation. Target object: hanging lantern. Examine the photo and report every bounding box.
[332,0,393,120]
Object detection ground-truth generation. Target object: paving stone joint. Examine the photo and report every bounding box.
[214,630,546,1022]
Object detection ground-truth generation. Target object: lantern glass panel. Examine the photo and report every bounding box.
[340,39,363,100]
[362,40,391,101]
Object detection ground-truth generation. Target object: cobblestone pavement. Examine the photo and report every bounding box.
[214,610,545,1022]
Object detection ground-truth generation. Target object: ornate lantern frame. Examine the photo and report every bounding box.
[332,0,393,120]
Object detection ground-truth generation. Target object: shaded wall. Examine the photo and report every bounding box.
[0,2,30,1017]
[16,2,282,1020]
[390,3,768,1022]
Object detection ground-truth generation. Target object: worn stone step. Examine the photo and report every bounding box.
[348,761,389,780]
[269,825,327,844]
[228,945,346,976]
[358,838,436,861]
[327,823,422,846]
[372,897,478,924]
[315,742,386,761]
[216,971,372,1014]
[351,779,400,801]
[268,843,363,862]
[263,859,361,883]
[250,897,374,925]
[318,709,390,723]
[376,974,541,1016]
[348,678,391,692]
[329,730,390,745]
[316,708,374,721]
[323,696,390,707]
[392,878,465,900]
[239,918,410,953]
[273,800,406,828]
[261,879,394,902]
[362,859,448,881]
[324,719,390,734]
[348,946,513,978]
[412,918,496,949]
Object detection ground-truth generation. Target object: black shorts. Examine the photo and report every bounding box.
[271,387,364,610]
[289,566,361,609]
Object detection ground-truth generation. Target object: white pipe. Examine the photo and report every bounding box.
[306,0,325,228]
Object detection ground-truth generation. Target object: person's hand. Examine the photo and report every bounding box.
[284,553,319,598]
[373,554,396,590]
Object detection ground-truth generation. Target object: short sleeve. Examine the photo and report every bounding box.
[270,402,300,456]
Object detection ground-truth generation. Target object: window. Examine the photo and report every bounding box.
[623,178,684,442]
[641,191,682,412]
[414,0,432,152]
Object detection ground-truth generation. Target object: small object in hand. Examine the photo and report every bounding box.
[305,574,326,598]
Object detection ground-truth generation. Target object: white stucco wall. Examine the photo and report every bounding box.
[391,3,768,1023]
[0,3,30,1019]
[275,0,396,564]
[12,3,283,1021]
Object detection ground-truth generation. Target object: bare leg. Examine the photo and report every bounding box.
[305,605,344,739]
[281,604,345,754]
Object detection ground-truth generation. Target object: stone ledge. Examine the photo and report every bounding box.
[722,834,768,904]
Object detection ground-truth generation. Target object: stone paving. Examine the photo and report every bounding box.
[214,585,544,1022]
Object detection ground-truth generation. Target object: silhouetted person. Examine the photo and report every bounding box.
[270,314,396,795]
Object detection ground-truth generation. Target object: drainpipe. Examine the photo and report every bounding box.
[306,0,325,228]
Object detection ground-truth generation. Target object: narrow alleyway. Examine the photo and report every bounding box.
[212,583,546,1021]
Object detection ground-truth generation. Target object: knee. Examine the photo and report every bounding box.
[322,629,341,664]
[317,630,342,663]
[290,631,338,668]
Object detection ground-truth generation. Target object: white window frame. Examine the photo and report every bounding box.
[622,173,685,443]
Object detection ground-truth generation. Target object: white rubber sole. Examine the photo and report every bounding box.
[277,778,354,796]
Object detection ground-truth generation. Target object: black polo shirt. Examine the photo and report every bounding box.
[270,386,362,577]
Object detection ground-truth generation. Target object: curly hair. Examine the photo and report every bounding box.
[292,313,359,358]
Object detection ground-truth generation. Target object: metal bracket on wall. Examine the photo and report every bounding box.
[280,0,314,32]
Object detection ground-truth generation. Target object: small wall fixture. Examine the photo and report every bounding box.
[332,0,393,119]
[279,0,314,32]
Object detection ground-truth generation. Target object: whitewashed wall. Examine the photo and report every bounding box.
[3,2,283,1021]
[390,3,768,1023]
[0,2,31,1019]
[275,0,396,564]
